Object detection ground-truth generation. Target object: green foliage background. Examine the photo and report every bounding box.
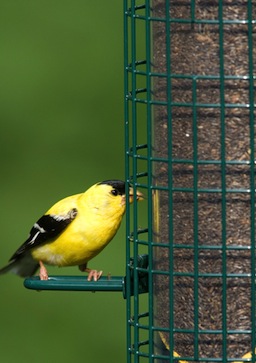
[0,1,128,362]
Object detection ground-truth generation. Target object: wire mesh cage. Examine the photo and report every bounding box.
[124,0,255,362]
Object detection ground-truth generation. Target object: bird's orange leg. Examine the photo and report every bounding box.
[39,261,49,280]
[79,263,103,281]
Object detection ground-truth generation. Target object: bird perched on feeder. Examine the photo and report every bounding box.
[0,180,143,281]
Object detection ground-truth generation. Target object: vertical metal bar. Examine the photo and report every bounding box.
[145,1,153,362]
[124,2,132,362]
[165,0,175,361]
[130,2,139,362]
[190,0,195,24]
[192,76,199,361]
[218,1,227,360]
[247,0,255,360]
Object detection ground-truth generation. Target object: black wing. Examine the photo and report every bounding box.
[10,208,78,261]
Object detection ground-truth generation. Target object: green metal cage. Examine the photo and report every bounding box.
[124,1,256,362]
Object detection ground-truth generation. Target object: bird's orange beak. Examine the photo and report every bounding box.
[121,187,144,206]
[128,187,144,204]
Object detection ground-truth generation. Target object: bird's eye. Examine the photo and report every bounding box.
[111,189,118,196]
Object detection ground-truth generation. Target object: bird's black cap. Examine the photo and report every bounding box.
[98,180,126,195]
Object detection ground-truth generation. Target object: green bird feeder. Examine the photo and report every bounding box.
[124,0,255,362]
[25,0,256,362]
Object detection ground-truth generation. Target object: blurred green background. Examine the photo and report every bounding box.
[0,1,128,362]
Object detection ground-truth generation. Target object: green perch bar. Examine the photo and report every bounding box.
[24,276,125,293]
[24,255,149,297]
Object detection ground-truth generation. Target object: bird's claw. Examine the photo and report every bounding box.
[87,269,103,281]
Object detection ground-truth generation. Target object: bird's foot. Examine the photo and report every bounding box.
[79,264,103,281]
[86,269,103,281]
[39,261,49,280]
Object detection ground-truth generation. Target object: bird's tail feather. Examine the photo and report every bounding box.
[0,254,39,278]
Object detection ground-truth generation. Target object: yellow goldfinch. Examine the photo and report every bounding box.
[0,180,143,281]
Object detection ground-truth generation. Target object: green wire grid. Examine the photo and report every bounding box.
[124,0,255,362]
